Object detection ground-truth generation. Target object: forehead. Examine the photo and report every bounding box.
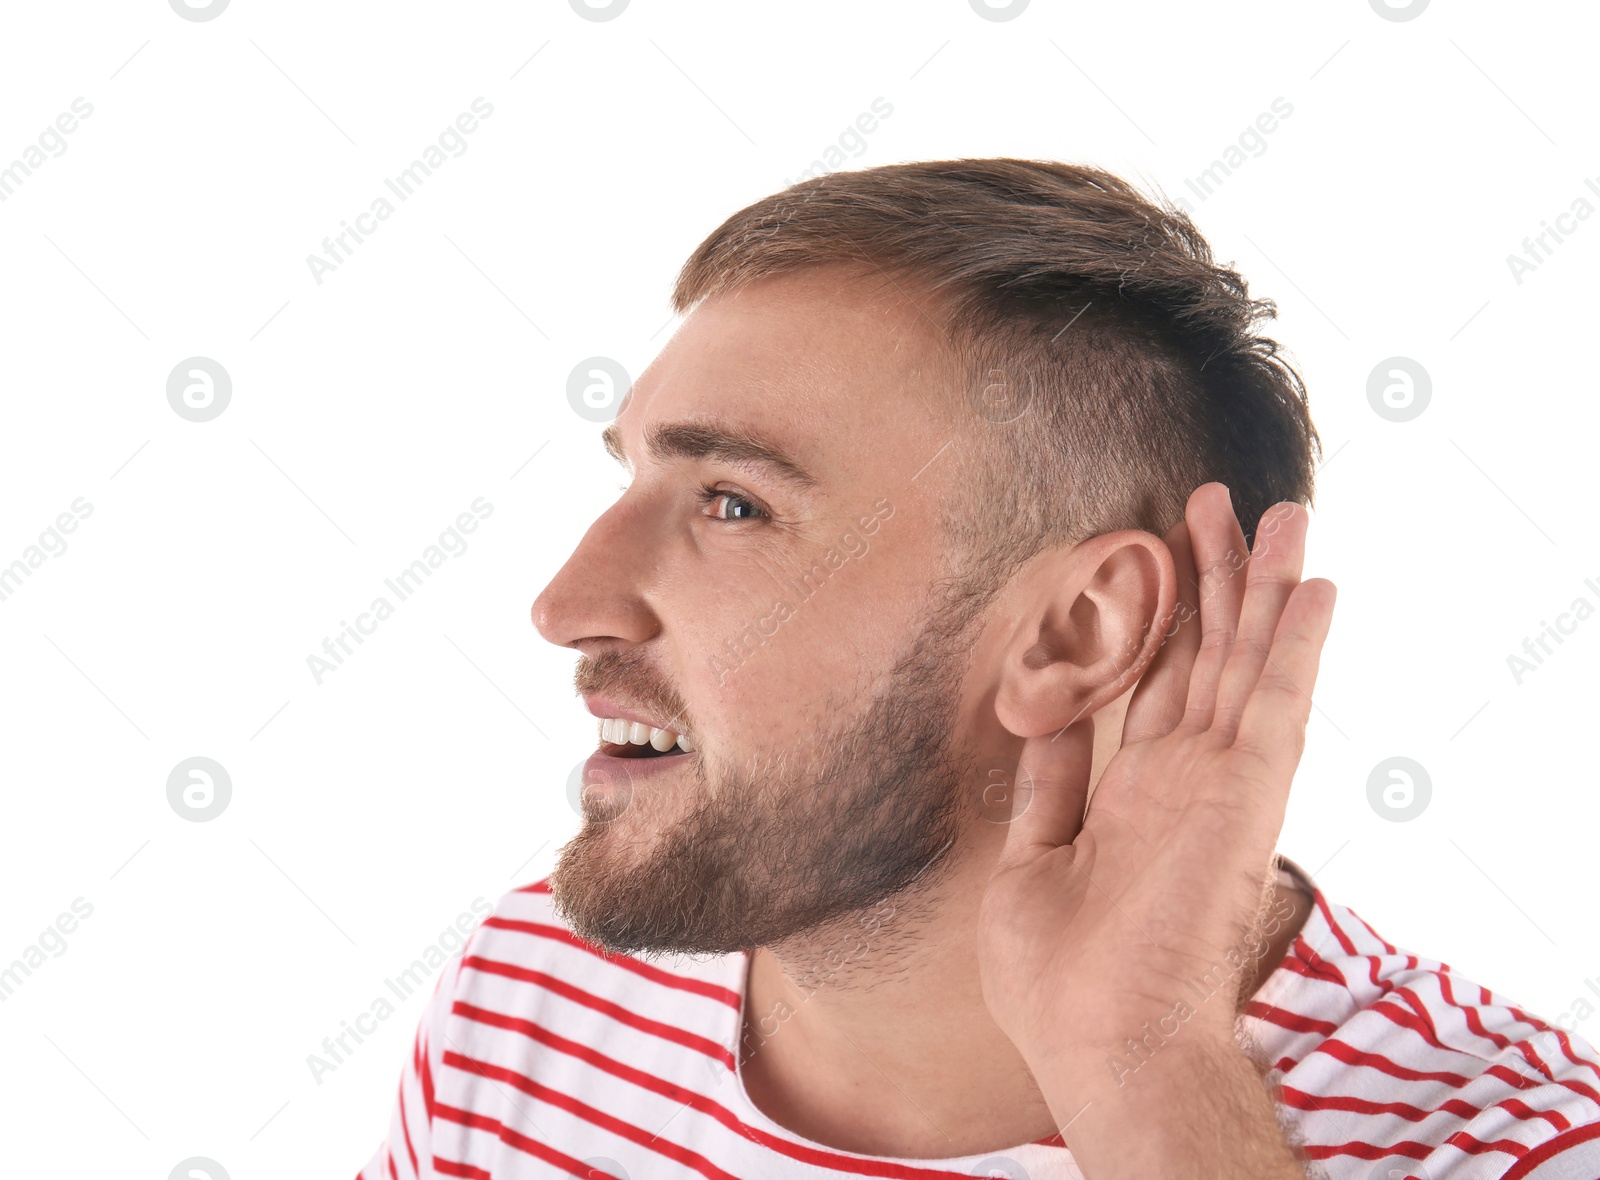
[614,267,958,484]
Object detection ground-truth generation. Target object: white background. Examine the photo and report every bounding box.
[1,0,1596,1175]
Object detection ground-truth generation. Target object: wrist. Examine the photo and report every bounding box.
[1033,1035,1300,1179]
[1020,998,1241,1096]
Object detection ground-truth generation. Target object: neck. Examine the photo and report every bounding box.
[738,834,1059,1158]
[736,836,1312,1159]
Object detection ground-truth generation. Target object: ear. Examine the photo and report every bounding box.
[993,530,1177,739]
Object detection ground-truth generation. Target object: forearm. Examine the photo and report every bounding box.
[1032,1029,1307,1179]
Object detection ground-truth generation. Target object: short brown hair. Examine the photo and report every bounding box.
[672,158,1320,612]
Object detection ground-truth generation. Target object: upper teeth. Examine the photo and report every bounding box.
[598,717,694,753]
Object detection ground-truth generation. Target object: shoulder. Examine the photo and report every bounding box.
[368,882,750,1177]
[1243,883,1600,1178]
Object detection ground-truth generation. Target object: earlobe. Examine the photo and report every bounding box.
[992,530,1176,739]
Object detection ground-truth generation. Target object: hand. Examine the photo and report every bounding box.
[976,482,1337,1081]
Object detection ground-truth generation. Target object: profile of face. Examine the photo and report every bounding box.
[533,266,1026,958]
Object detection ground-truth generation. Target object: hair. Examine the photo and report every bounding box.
[670,158,1320,621]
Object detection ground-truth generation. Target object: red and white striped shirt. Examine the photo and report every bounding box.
[358,862,1600,1179]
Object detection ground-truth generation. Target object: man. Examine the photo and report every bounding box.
[359,160,1600,1178]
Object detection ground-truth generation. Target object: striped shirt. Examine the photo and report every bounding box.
[358,861,1600,1179]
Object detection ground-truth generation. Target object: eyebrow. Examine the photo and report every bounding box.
[601,420,818,490]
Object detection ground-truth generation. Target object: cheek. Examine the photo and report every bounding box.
[691,562,904,712]
[667,518,933,745]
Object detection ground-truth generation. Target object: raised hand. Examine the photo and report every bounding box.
[976,482,1336,1101]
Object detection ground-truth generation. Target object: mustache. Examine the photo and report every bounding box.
[574,650,692,733]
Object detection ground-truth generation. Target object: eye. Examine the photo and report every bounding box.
[696,484,769,522]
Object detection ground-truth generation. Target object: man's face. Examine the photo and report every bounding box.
[533,267,1011,957]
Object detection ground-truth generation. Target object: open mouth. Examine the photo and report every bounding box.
[596,717,695,759]
[603,741,690,760]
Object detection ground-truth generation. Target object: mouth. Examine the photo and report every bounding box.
[596,716,696,760]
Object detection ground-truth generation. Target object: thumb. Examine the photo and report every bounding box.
[995,716,1095,873]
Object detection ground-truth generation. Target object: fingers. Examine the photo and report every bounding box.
[994,717,1095,873]
[1121,519,1203,744]
[1211,502,1307,742]
[1178,483,1252,732]
[1234,578,1337,784]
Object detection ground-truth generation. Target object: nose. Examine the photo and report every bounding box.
[531,495,661,652]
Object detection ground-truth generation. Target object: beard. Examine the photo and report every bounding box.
[548,597,983,959]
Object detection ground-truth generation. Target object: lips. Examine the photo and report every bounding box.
[582,731,697,797]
